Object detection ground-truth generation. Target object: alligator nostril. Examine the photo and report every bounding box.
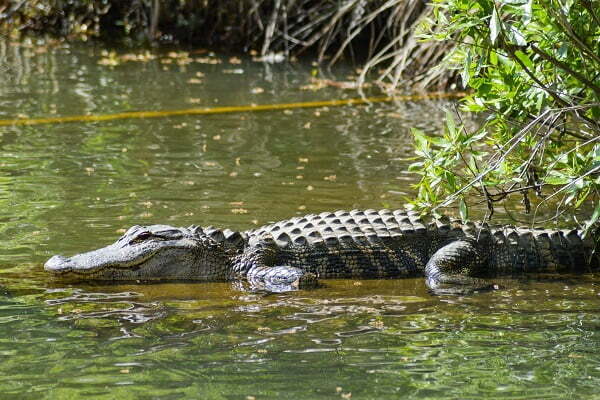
[44,255,73,272]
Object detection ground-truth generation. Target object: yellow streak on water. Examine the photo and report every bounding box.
[0,92,466,127]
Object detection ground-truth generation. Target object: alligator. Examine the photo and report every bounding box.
[44,209,599,293]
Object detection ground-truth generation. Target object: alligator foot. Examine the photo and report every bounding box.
[424,239,499,295]
[247,265,318,293]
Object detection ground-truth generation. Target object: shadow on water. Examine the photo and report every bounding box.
[0,41,599,399]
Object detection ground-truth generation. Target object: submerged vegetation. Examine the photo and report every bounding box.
[410,0,600,231]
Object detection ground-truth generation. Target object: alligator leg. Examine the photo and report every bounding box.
[247,265,318,292]
[234,240,318,292]
[425,240,497,295]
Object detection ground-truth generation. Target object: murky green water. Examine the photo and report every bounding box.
[1,40,599,399]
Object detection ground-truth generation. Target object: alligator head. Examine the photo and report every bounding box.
[44,225,235,281]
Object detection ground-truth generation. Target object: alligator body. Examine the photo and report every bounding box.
[44,209,599,293]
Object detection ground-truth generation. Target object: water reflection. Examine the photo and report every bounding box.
[0,272,597,398]
[0,41,599,399]
[0,41,469,269]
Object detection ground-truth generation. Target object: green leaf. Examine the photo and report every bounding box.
[514,50,533,69]
[501,0,528,4]
[490,6,502,44]
[445,171,457,191]
[408,162,424,172]
[587,203,600,227]
[467,156,480,173]
[575,188,591,207]
[459,198,469,221]
[445,110,456,137]
[464,129,488,144]
[535,90,545,112]
[506,25,527,47]
[557,43,568,59]
[521,0,532,23]
[475,0,493,14]
[411,128,428,149]
[461,50,472,87]
[490,50,498,66]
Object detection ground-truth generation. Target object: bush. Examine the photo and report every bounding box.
[410,0,599,232]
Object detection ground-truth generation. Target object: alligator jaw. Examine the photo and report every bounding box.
[44,255,79,274]
[44,244,155,277]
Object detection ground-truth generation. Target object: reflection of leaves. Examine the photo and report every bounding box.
[98,50,157,66]
[195,57,222,64]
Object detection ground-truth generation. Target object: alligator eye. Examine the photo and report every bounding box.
[138,232,152,240]
[130,231,153,244]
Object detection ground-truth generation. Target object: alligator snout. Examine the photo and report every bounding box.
[44,255,75,273]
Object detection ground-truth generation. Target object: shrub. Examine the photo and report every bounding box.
[410,0,599,232]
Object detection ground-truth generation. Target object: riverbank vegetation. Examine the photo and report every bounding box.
[409,0,599,232]
[0,0,454,89]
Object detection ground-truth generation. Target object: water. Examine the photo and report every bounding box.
[0,40,599,399]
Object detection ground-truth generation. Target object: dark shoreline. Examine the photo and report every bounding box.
[0,0,455,89]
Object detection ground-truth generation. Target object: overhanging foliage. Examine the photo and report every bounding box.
[410,0,599,232]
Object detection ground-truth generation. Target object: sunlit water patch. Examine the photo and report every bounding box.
[0,41,599,399]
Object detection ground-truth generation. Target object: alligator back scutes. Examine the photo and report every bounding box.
[244,209,442,249]
[242,209,598,273]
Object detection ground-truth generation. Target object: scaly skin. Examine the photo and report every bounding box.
[44,209,599,293]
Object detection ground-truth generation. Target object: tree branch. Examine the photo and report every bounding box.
[529,44,600,98]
